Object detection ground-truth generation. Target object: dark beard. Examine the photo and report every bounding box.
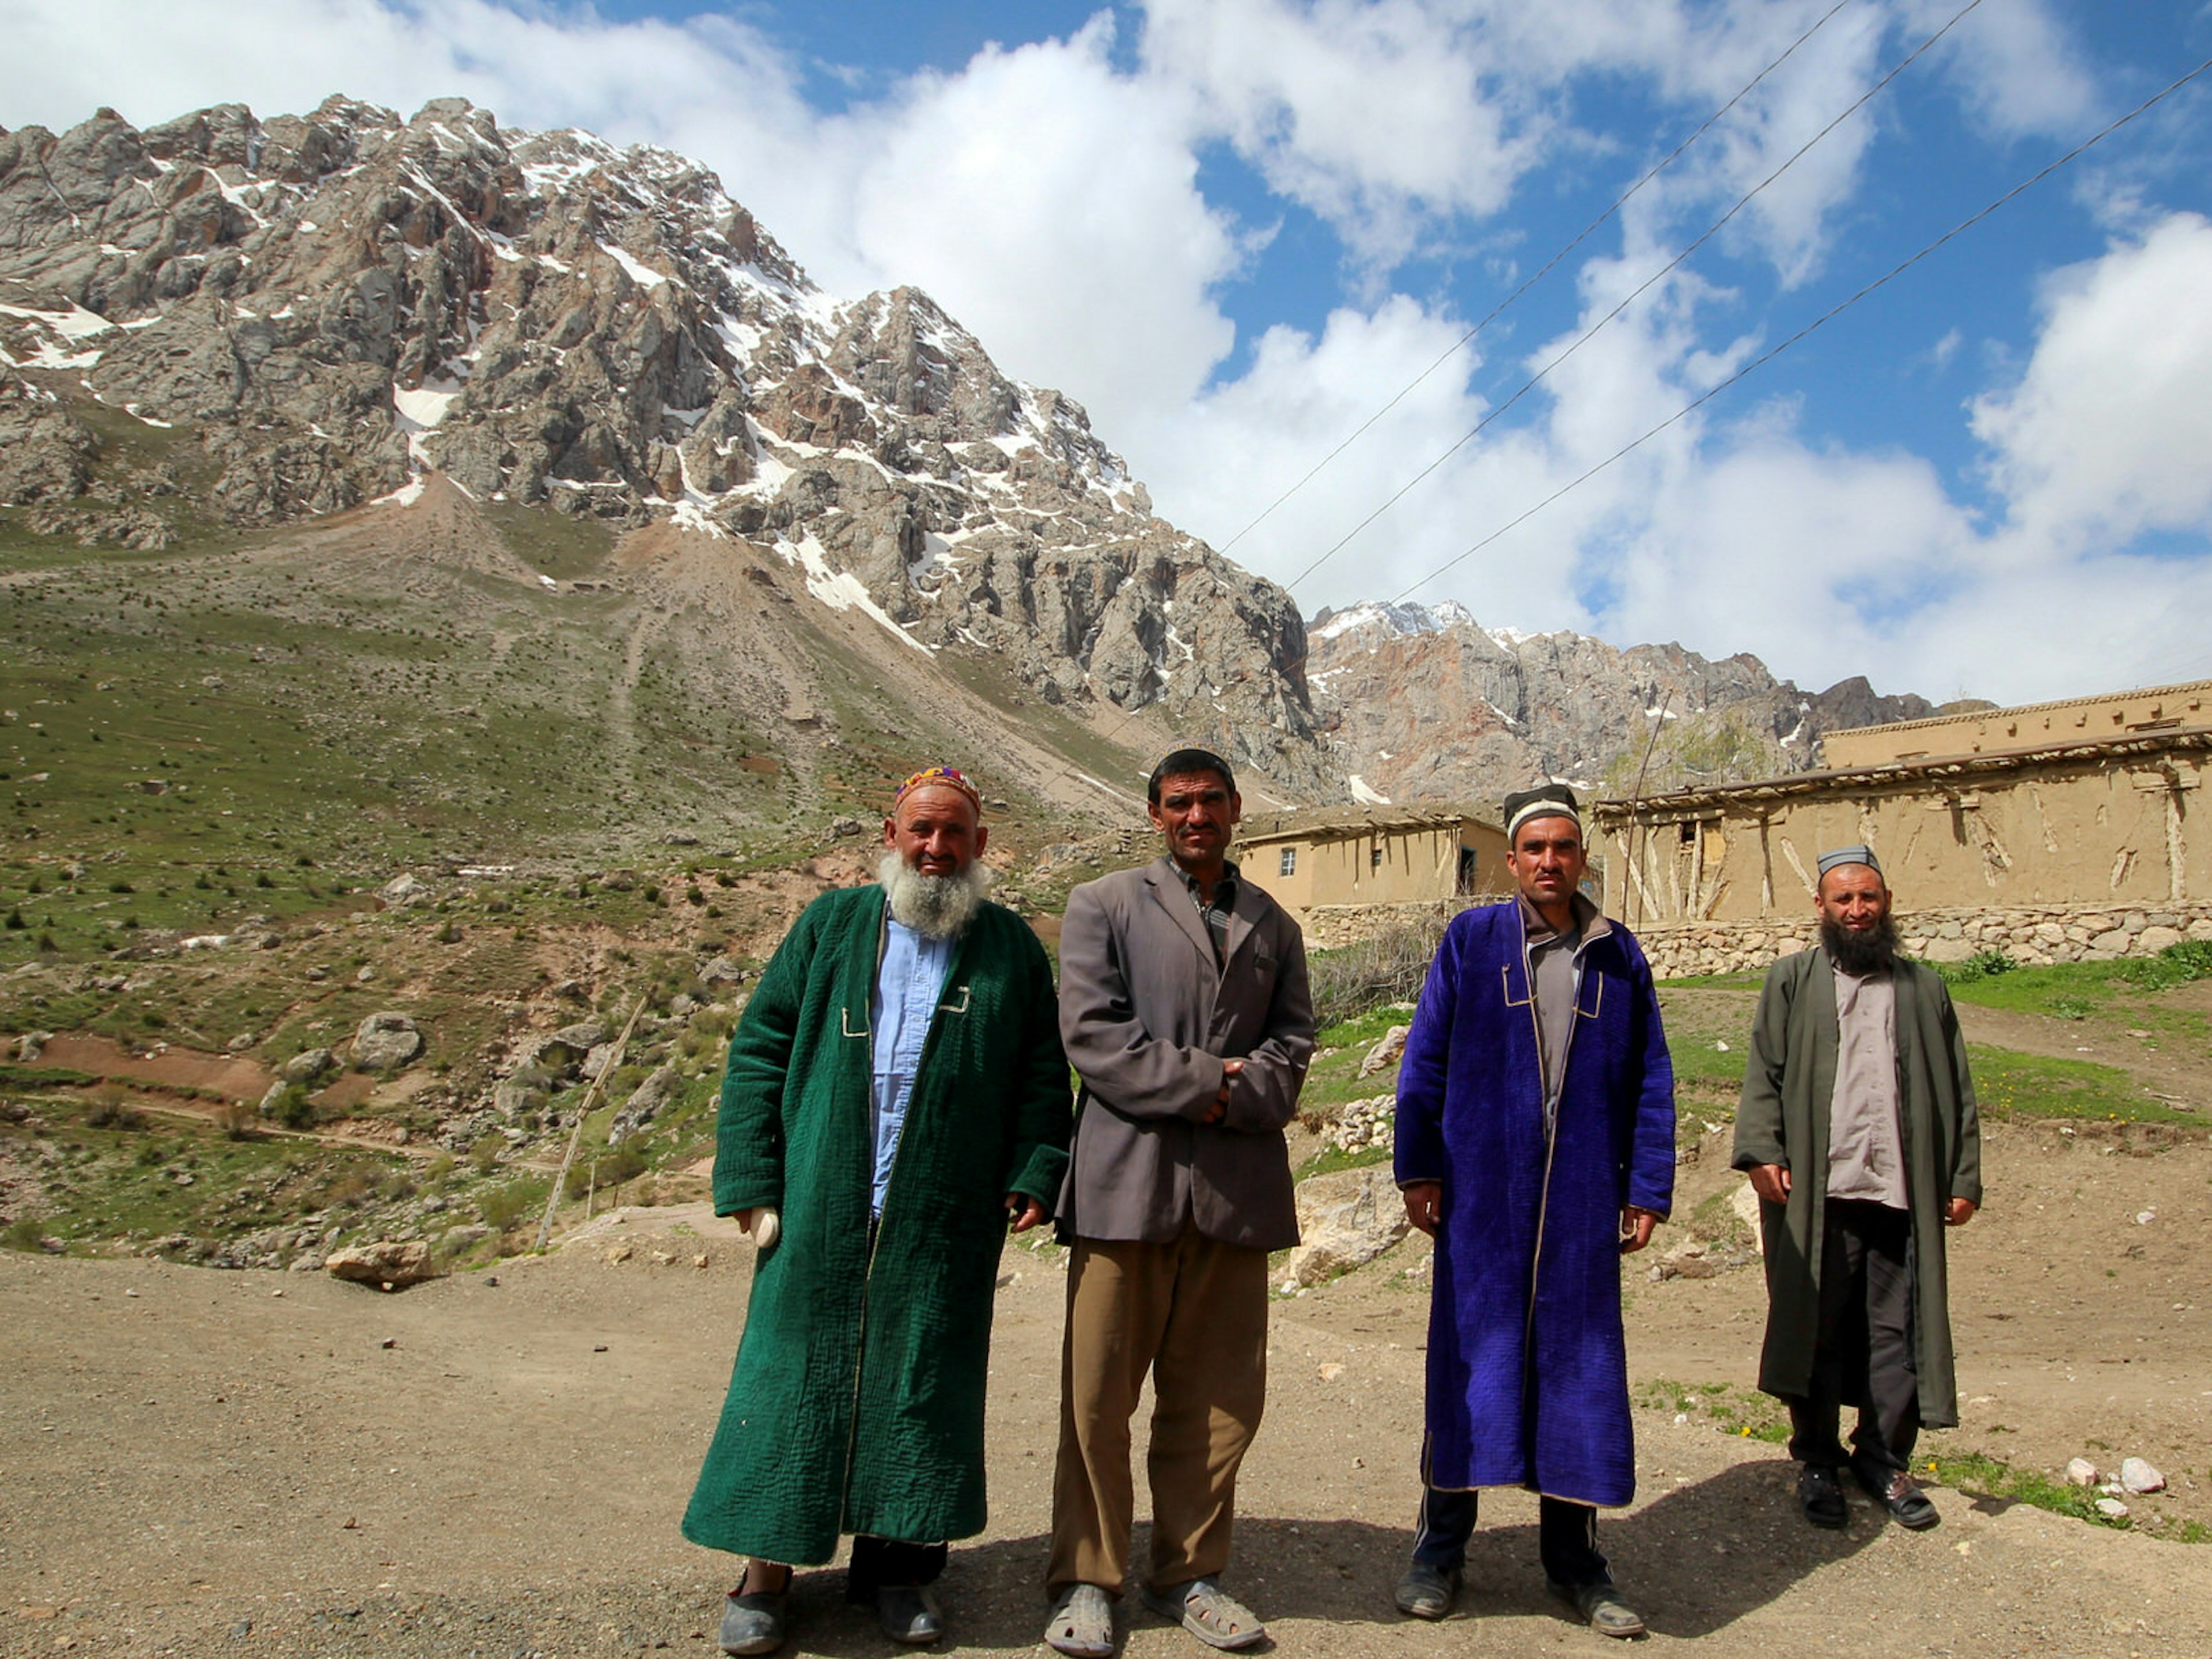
[1821,912,1899,976]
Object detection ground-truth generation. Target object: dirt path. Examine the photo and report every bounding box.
[6,1111,2211,1659]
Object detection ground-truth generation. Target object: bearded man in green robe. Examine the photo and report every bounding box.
[1733,846,1982,1535]
[683,767,1071,1654]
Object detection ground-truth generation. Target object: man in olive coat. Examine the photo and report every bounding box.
[683,768,1070,1653]
[1044,748,1313,1658]
[1734,846,1982,1533]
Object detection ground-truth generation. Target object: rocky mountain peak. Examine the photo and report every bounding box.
[0,96,1327,796]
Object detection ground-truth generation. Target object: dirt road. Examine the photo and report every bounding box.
[6,1109,2211,1659]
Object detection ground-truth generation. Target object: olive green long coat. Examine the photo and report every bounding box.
[1732,949,1983,1428]
[681,886,1071,1564]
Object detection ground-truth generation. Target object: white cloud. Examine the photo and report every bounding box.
[1139,0,1543,266]
[1971,212,2212,556]
[822,20,1244,431]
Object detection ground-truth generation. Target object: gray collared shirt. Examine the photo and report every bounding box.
[1827,963,1907,1209]
[1519,892,1610,1128]
[1177,858,1239,967]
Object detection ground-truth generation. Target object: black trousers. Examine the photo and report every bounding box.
[1410,1484,1609,1589]
[843,1535,949,1600]
[1786,1198,1919,1478]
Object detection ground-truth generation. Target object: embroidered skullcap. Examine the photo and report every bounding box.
[894,766,983,815]
[1503,783,1582,843]
[1816,844,1881,879]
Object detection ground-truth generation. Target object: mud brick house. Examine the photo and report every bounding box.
[1233,806,1513,942]
[1593,681,2212,977]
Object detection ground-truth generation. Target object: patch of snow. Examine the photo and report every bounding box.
[601,243,669,289]
[1644,704,1680,721]
[1349,775,1392,806]
[669,499,726,539]
[121,404,173,429]
[372,477,427,508]
[392,384,459,429]
[776,533,933,656]
[537,574,559,591]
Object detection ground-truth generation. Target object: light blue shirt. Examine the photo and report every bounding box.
[869,917,955,1217]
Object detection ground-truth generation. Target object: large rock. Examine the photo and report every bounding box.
[283,1046,334,1084]
[1358,1024,1409,1080]
[324,1238,438,1289]
[608,1063,683,1145]
[350,1011,423,1071]
[1281,1167,1411,1288]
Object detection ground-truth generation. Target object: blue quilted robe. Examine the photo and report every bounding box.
[1393,901,1676,1507]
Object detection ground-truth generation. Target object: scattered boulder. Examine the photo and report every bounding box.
[1730,1181,1765,1255]
[380,873,427,907]
[1281,1167,1411,1288]
[608,1064,682,1144]
[226,1032,257,1053]
[2065,1457,2100,1487]
[830,816,865,838]
[492,1078,544,1119]
[2120,1457,2166,1494]
[552,1018,611,1052]
[1329,1094,1395,1155]
[2096,1497,2130,1521]
[15,1030,51,1062]
[701,956,747,985]
[351,1011,423,1072]
[283,1047,335,1084]
[1358,1024,1410,1080]
[325,1239,438,1290]
[582,1041,619,1081]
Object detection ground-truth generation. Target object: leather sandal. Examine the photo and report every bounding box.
[1044,1583,1115,1658]
[1140,1577,1267,1651]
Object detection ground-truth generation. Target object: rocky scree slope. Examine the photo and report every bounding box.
[1308,601,1958,808]
[0,97,1325,797]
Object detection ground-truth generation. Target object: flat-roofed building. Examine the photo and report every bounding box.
[1591,680,2212,976]
[1234,806,1513,933]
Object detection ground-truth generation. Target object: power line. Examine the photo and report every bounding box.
[1221,0,1858,562]
[1284,0,1988,594]
[1381,52,2212,607]
[1215,0,1862,559]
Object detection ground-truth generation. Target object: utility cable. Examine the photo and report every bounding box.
[1217,0,1861,558]
[1379,52,2212,607]
[1284,0,1988,593]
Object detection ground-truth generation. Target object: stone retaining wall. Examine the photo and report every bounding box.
[1633,902,2212,980]
[1301,900,1466,950]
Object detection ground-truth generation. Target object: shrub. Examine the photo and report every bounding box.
[478,1182,536,1230]
[1937,949,2018,984]
[566,1145,646,1198]
[1305,906,1455,1029]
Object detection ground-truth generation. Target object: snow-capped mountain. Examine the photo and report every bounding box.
[0,96,1323,795]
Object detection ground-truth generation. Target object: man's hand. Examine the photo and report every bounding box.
[1944,1197,1976,1226]
[1402,1180,1442,1237]
[1745,1163,1791,1206]
[1203,1058,1243,1125]
[1619,1205,1661,1255]
[734,1206,780,1248]
[1006,1195,1048,1233]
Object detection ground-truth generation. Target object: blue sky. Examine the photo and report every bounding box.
[5,1,2211,703]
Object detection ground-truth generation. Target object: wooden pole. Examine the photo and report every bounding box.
[535,992,650,1253]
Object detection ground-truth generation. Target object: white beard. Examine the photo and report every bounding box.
[878,851,991,940]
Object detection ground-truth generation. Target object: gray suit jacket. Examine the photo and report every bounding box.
[1055,857,1315,1251]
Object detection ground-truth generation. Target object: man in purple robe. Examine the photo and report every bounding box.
[1391,784,1676,1639]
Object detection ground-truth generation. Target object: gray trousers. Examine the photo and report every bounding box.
[1786,1198,1919,1476]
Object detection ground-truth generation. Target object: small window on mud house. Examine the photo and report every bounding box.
[1371,845,1385,872]
[1678,821,1696,844]
[1279,847,1297,877]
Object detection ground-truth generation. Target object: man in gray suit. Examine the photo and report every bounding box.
[1043,748,1315,1658]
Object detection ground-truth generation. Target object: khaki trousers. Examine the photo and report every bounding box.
[1047,1228,1270,1594]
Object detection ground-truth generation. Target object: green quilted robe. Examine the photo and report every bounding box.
[681,885,1071,1563]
